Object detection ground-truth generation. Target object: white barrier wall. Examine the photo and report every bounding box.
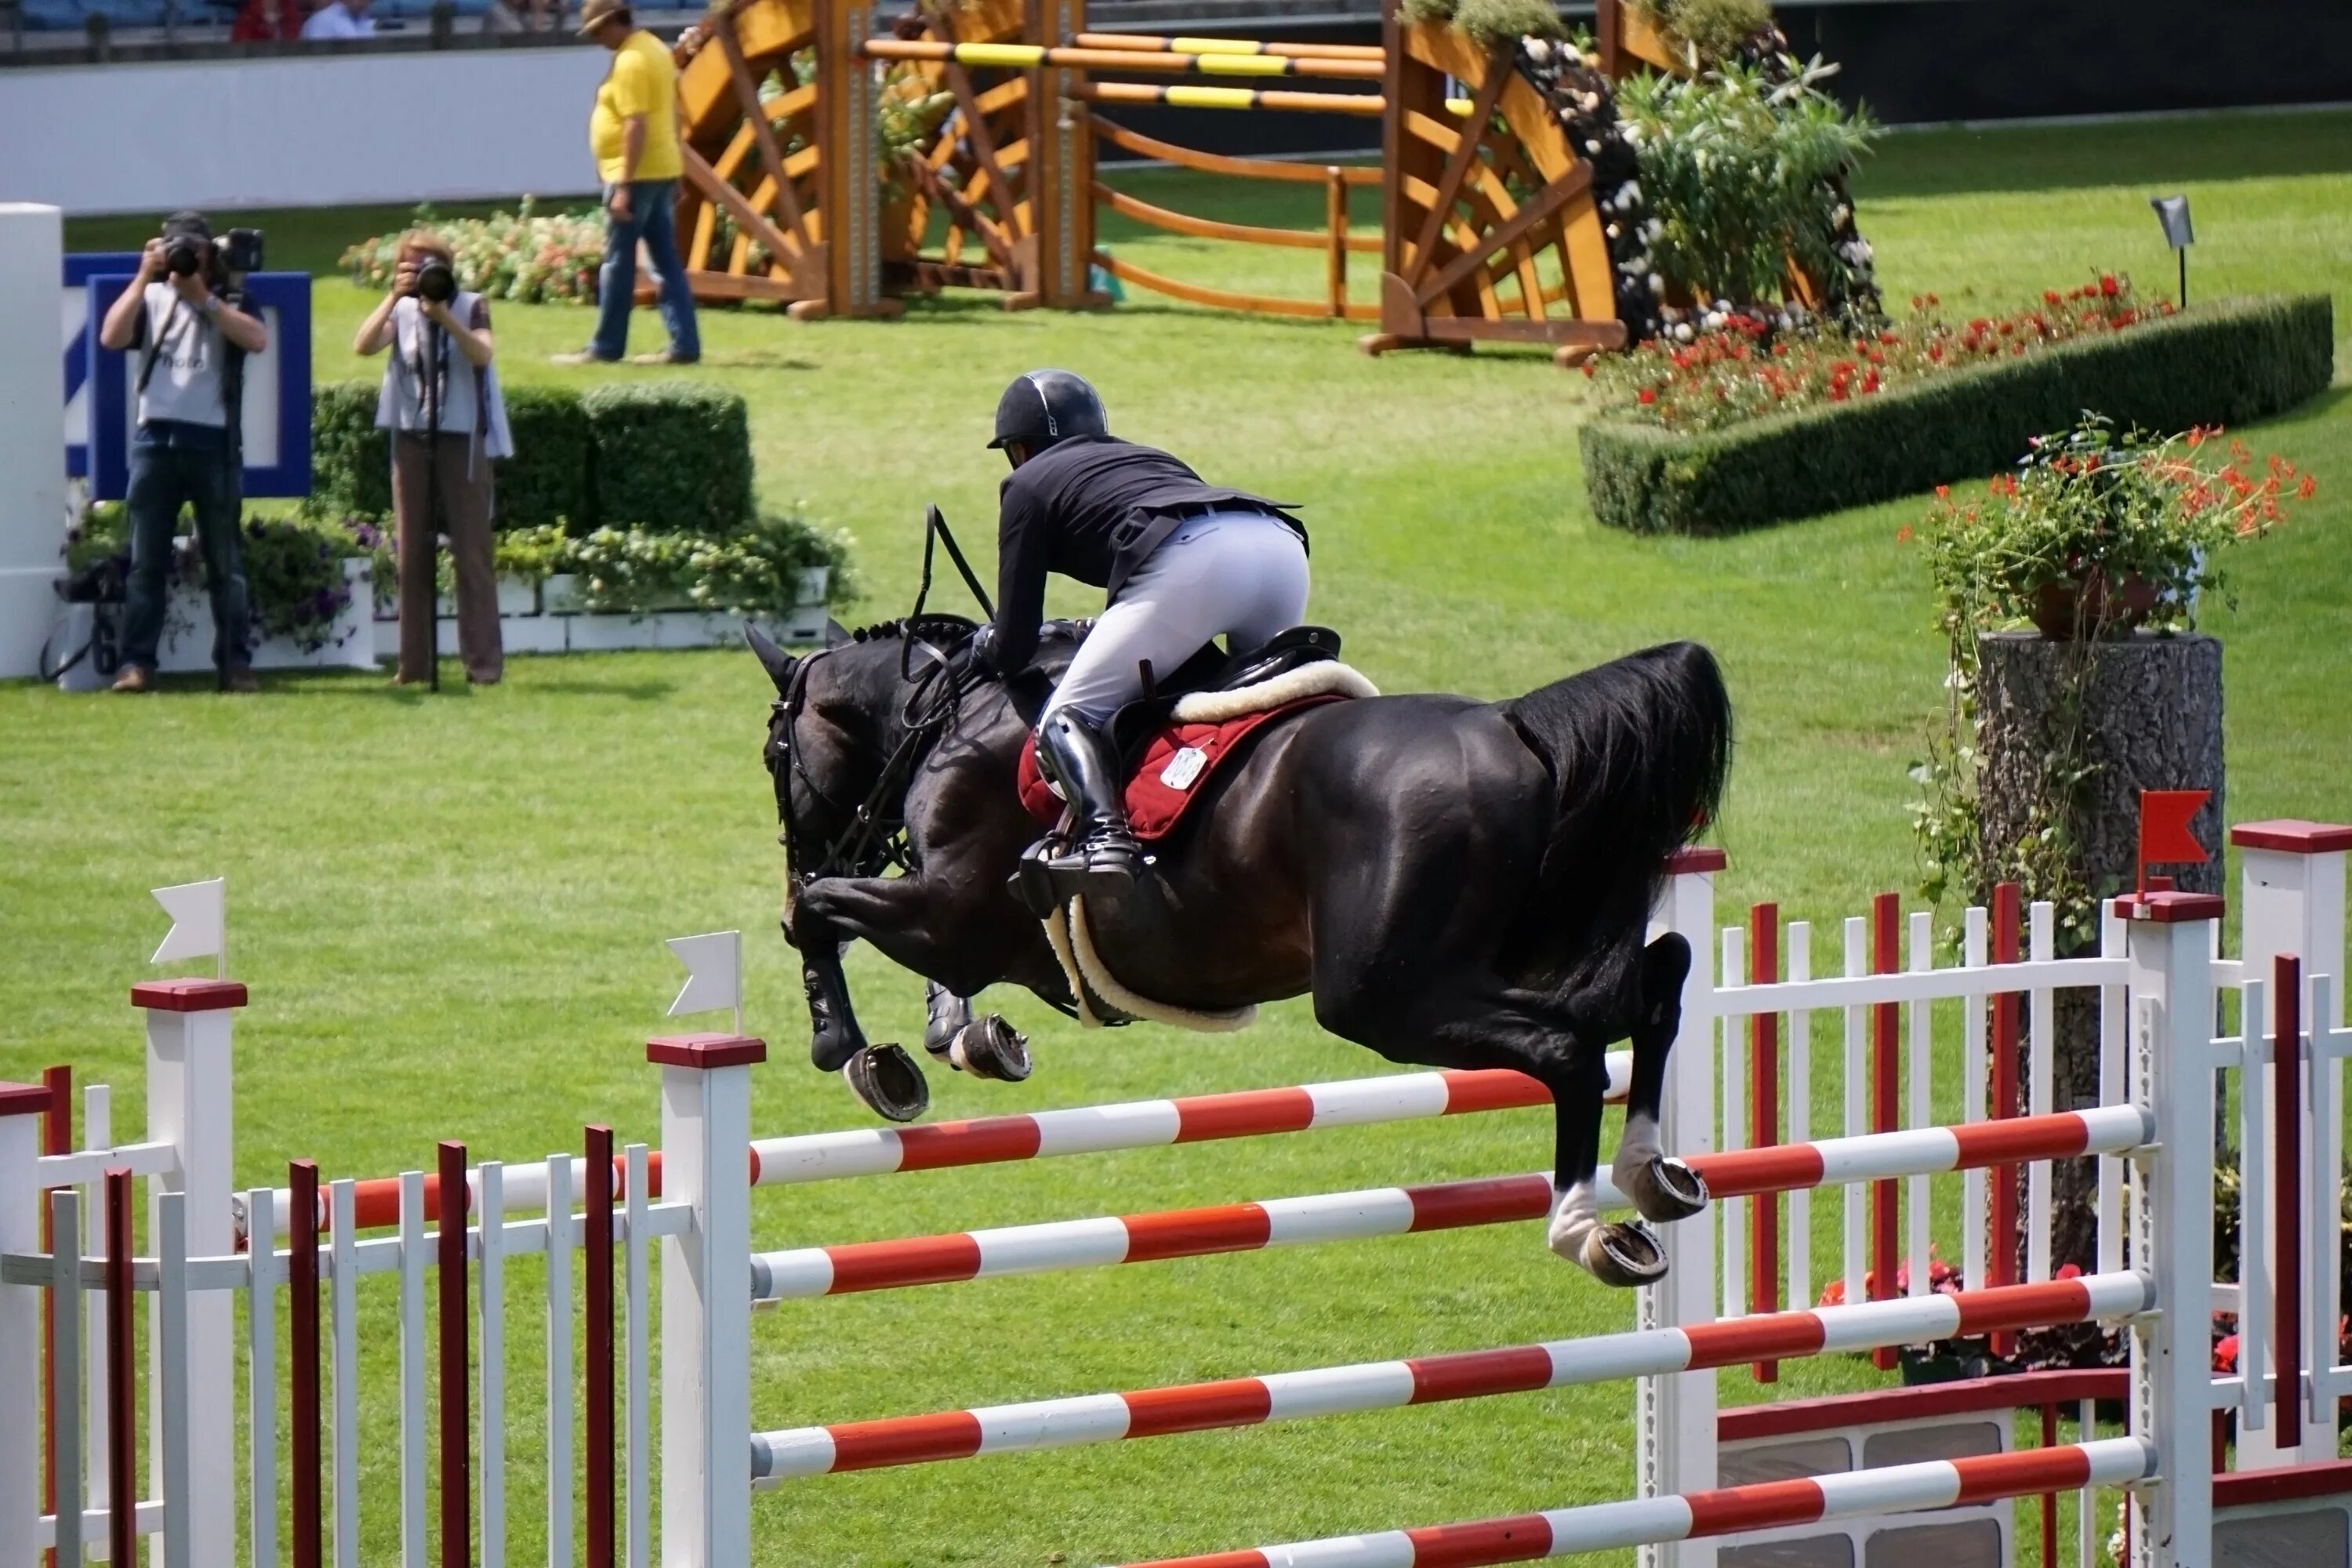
[0,46,607,216]
[0,204,67,681]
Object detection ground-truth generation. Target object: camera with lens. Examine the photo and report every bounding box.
[221,227,265,274]
[413,255,457,305]
[162,225,265,279]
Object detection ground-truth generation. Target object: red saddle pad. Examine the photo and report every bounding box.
[1016,695,1346,844]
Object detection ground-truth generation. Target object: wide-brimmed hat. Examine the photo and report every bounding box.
[576,0,628,34]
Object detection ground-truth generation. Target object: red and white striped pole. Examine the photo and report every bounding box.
[1114,1436,2156,1568]
[750,1273,2149,1481]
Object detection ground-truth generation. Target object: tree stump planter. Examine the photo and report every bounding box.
[1976,630,2224,1277]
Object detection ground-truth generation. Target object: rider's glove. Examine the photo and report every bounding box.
[967,622,1004,677]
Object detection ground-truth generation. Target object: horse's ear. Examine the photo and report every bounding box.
[824,617,855,649]
[742,622,798,695]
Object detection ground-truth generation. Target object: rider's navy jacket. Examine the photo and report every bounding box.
[987,434,1302,672]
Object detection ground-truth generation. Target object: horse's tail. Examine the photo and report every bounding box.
[1500,641,1733,975]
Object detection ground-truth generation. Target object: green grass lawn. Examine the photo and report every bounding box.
[9,105,2352,1566]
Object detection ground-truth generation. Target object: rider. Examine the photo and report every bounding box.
[966,370,1310,895]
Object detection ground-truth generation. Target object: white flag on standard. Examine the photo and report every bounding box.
[151,877,227,971]
[666,929,743,1031]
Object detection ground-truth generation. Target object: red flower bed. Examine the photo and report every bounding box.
[1588,276,2172,432]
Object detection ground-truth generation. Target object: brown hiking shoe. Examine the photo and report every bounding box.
[223,668,260,694]
[111,665,154,693]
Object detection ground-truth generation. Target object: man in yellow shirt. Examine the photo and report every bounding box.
[555,0,701,365]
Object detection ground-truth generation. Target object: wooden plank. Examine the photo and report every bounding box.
[1413,162,1588,310]
[1094,182,1376,252]
[1090,114,1381,185]
[1094,249,1376,321]
[1398,43,1512,288]
[943,61,1027,241]
[682,270,815,303]
[681,145,803,284]
[717,13,813,252]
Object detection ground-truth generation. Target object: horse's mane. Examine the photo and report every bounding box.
[842,614,978,645]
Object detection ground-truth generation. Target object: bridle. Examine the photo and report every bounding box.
[768,615,977,882]
[770,506,1001,885]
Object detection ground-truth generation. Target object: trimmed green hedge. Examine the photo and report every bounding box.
[310,382,390,519]
[499,385,593,531]
[1581,294,2336,536]
[583,381,754,535]
[307,379,752,534]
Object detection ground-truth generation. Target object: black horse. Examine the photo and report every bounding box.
[753,620,1732,1283]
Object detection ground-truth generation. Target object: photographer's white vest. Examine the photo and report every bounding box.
[375,291,514,470]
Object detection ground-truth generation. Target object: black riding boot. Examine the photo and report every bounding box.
[1036,711,1142,895]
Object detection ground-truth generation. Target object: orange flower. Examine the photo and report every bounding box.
[1897,524,1915,543]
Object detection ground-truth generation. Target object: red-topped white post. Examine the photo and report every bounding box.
[0,1080,53,1568]
[2230,820,2350,1467]
[653,1032,762,1567]
[2121,886,2220,1568]
[134,977,246,1568]
[1642,846,1722,1568]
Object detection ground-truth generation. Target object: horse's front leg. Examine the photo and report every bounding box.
[798,871,1036,1104]
[783,880,868,1074]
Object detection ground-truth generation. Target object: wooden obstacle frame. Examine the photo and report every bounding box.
[662,0,1635,354]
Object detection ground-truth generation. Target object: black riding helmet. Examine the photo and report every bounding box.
[988,369,1109,456]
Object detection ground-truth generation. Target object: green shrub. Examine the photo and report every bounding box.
[1613,60,1878,309]
[310,381,390,519]
[1580,294,2335,535]
[1635,0,1770,64]
[495,384,592,531]
[582,380,756,535]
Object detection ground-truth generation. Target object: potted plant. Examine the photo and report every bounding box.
[1918,414,2309,643]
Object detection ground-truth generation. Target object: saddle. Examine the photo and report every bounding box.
[1014,625,1368,850]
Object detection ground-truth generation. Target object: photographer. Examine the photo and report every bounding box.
[96,210,269,695]
[355,230,510,686]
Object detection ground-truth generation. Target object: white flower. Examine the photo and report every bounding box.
[1832,203,1851,225]
[1674,322,1693,342]
[1644,217,1664,242]
[1606,223,1621,239]
[1586,139,1602,154]
[1526,38,1552,61]
[1617,180,1642,207]
[1648,272,1664,293]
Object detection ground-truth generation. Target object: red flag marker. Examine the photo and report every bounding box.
[2138,789,2212,896]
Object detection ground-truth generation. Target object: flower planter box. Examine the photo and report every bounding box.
[52,557,377,691]
[372,567,829,660]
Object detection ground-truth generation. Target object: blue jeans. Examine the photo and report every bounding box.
[121,422,249,673]
[590,179,700,362]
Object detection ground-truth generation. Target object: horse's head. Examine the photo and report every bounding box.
[750,616,977,881]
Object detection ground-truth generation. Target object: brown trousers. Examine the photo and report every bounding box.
[391,431,502,684]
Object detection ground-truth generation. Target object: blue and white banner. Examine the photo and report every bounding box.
[62,252,141,478]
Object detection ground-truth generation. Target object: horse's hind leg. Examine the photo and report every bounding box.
[1608,933,1711,1225]
[1314,967,1667,1287]
[1537,1046,1670,1287]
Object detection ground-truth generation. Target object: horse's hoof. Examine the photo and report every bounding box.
[949,1016,1033,1083]
[1626,1156,1709,1224]
[844,1044,929,1123]
[1584,1221,1668,1287]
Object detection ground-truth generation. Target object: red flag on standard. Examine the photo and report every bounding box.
[2138,789,2212,896]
